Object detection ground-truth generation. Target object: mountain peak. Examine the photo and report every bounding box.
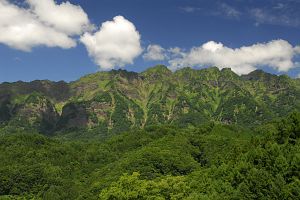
[0,65,299,136]
[174,67,196,74]
[220,67,232,73]
[142,65,171,74]
[220,68,239,79]
[141,65,172,79]
[242,69,277,81]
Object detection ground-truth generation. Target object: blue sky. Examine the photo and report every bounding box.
[0,0,300,82]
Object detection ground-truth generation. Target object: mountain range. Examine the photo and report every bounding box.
[1,65,300,136]
[1,65,300,199]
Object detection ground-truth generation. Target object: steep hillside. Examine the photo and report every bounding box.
[1,65,299,136]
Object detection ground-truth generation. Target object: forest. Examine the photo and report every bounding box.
[0,66,299,199]
[1,0,300,198]
[0,112,299,199]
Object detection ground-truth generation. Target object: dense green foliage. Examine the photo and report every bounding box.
[0,66,300,137]
[0,112,299,199]
[0,66,299,199]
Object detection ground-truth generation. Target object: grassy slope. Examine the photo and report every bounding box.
[0,66,300,137]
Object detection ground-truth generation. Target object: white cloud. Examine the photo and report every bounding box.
[0,0,91,51]
[295,46,300,54]
[80,16,142,70]
[143,44,166,61]
[168,47,185,57]
[168,40,300,75]
[202,41,223,52]
[27,0,92,35]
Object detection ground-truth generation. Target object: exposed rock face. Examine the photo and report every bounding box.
[57,103,89,130]
[9,93,58,133]
[1,65,300,135]
[0,80,71,102]
[0,95,11,124]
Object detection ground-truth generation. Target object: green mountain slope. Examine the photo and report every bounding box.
[0,65,299,199]
[1,65,299,136]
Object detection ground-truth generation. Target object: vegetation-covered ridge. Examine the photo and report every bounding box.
[0,65,299,199]
[0,65,300,137]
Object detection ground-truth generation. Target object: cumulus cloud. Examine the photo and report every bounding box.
[168,40,300,75]
[27,0,93,35]
[143,44,166,61]
[0,0,91,51]
[80,16,142,70]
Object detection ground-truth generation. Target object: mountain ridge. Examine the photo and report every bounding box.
[1,65,299,136]
[2,65,299,85]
